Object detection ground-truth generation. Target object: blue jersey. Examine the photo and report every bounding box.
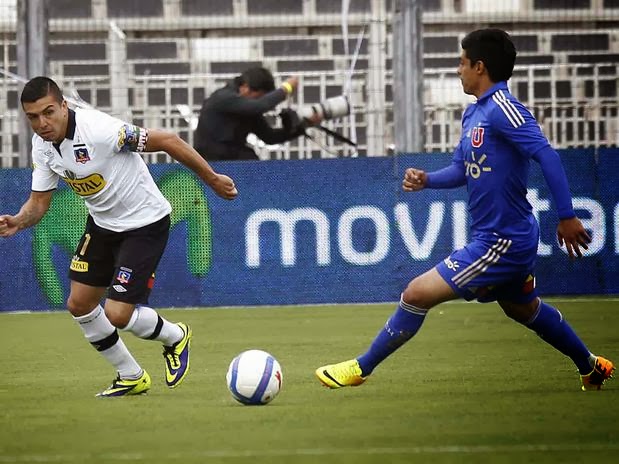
[428,81,570,242]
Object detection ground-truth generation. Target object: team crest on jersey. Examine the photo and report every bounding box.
[471,127,485,148]
[116,268,133,284]
[73,144,91,164]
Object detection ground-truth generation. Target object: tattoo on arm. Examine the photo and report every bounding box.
[17,196,51,229]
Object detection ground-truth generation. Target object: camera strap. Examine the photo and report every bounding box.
[314,125,357,147]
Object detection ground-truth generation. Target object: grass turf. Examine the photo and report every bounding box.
[1,298,617,463]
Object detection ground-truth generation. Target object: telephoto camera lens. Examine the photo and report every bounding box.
[298,95,350,121]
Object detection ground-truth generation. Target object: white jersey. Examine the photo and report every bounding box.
[31,107,171,232]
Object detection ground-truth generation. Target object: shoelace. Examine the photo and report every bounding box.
[163,346,180,368]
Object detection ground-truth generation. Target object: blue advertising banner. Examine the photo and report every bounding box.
[0,150,617,311]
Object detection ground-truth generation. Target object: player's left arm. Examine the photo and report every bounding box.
[144,129,238,200]
[490,102,591,258]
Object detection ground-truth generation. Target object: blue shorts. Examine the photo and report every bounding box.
[436,235,538,303]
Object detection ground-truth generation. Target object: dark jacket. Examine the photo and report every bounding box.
[193,80,295,161]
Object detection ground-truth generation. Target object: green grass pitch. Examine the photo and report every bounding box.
[1,298,618,464]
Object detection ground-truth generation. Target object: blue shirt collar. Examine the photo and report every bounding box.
[477,81,509,102]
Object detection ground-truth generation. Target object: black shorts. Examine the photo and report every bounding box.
[68,215,170,304]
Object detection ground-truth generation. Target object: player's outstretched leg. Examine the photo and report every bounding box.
[122,305,192,388]
[73,304,150,397]
[523,300,615,391]
[316,298,428,388]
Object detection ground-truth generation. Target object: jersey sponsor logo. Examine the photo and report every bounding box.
[73,144,91,164]
[70,257,89,272]
[112,284,127,293]
[62,173,106,196]
[471,127,484,148]
[464,153,492,179]
[117,125,148,153]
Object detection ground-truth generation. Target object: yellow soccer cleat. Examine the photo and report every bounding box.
[163,322,192,388]
[581,356,615,391]
[96,370,151,397]
[315,359,367,389]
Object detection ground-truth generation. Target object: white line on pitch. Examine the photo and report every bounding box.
[1,443,619,462]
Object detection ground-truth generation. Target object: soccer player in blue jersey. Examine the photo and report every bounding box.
[315,28,614,391]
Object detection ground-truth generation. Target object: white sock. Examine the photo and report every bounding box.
[73,304,142,379]
[122,305,183,346]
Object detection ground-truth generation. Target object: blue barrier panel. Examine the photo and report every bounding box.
[0,149,617,311]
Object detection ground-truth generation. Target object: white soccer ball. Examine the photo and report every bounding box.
[226,349,283,405]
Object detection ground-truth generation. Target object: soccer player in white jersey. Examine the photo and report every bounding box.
[0,76,238,397]
[315,29,614,391]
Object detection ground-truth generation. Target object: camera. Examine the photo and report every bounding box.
[279,95,355,145]
[297,95,351,121]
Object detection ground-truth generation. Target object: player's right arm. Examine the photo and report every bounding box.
[1,137,60,237]
[145,129,238,200]
[402,168,427,191]
[403,143,466,192]
[0,190,53,237]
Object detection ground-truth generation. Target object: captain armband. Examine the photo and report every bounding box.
[117,124,149,153]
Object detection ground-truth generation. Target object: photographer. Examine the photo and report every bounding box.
[194,67,317,161]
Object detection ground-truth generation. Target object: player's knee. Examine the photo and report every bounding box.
[104,302,135,328]
[499,298,539,324]
[66,294,100,317]
[401,280,432,310]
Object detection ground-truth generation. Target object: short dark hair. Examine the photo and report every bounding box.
[461,29,516,83]
[20,76,64,105]
[239,67,276,92]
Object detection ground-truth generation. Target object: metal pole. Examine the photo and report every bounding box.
[108,21,130,122]
[393,0,424,154]
[16,0,48,167]
[366,0,386,156]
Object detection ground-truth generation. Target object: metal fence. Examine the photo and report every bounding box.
[1,0,618,166]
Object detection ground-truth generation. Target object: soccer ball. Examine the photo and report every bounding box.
[226,349,283,405]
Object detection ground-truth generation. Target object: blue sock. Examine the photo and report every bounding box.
[526,300,593,374]
[357,300,427,376]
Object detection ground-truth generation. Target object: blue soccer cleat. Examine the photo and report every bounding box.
[163,322,192,388]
